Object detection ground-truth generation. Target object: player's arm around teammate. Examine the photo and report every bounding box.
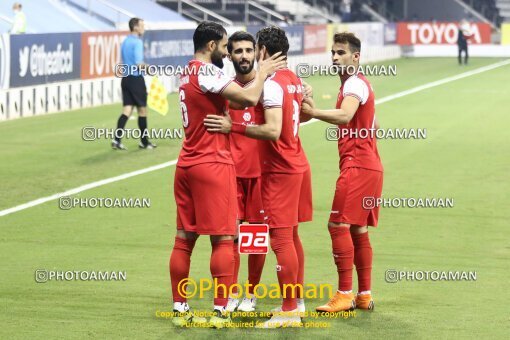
[301,90,359,125]
[204,46,283,141]
[170,22,286,329]
[205,72,314,133]
[221,49,287,107]
[205,26,312,328]
[221,32,268,313]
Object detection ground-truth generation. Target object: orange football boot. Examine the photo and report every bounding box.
[316,291,355,312]
[355,293,374,311]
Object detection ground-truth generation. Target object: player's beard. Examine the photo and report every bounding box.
[211,48,224,69]
[233,58,254,75]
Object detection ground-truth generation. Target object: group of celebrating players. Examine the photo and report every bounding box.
[168,21,383,329]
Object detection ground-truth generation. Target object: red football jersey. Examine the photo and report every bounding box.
[177,60,234,167]
[228,78,263,178]
[258,69,309,174]
[336,73,383,172]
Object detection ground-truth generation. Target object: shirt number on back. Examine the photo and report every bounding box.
[292,100,300,137]
[179,89,189,128]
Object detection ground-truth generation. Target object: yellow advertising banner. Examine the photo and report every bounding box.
[326,23,349,51]
[501,23,510,45]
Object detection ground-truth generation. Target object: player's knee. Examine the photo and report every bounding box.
[210,235,235,244]
[269,229,293,253]
[350,225,368,234]
[270,238,291,254]
[176,230,187,239]
[176,230,198,241]
[137,107,147,117]
[122,106,133,116]
[328,222,350,229]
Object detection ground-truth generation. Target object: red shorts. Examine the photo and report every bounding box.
[174,163,237,235]
[237,177,265,223]
[261,167,313,228]
[329,167,383,227]
[298,167,313,223]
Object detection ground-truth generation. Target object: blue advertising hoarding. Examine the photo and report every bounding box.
[384,23,397,44]
[143,29,195,67]
[285,25,305,55]
[246,25,304,56]
[10,33,81,87]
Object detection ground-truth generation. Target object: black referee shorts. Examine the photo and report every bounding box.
[121,75,147,107]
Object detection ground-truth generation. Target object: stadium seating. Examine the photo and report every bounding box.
[68,0,192,28]
[158,0,295,25]
[461,0,502,26]
[0,0,192,34]
[302,0,372,22]
[0,0,112,33]
[260,0,340,23]
[0,16,11,33]
[302,0,502,26]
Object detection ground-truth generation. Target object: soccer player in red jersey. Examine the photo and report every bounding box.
[169,21,285,328]
[302,32,383,312]
[205,26,313,328]
[222,31,267,314]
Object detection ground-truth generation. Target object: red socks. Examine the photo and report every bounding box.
[210,239,235,306]
[293,225,305,298]
[169,236,196,303]
[233,239,266,296]
[247,254,266,295]
[270,227,298,311]
[170,237,234,307]
[232,240,240,294]
[352,232,373,292]
[329,227,354,292]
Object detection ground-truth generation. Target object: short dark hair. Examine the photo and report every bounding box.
[256,26,289,56]
[129,18,142,32]
[333,32,361,53]
[227,31,255,54]
[193,21,227,52]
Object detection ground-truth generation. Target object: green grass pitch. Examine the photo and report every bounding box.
[0,58,509,339]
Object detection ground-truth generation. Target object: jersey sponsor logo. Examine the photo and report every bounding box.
[243,112,251,122]
[238,224,269,254]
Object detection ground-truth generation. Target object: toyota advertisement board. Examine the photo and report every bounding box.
[81,31,128,79]
[397,22,491,45]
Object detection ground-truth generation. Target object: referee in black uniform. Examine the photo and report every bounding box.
[112,17,156,150]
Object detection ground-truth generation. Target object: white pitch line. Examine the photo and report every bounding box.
[0,160,176,217]
[1,59,509,217]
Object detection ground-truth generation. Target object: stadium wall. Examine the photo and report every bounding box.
[3,20,506,121]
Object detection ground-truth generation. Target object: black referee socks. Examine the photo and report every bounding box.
[115,114,129,143]
[138,116,148,145]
